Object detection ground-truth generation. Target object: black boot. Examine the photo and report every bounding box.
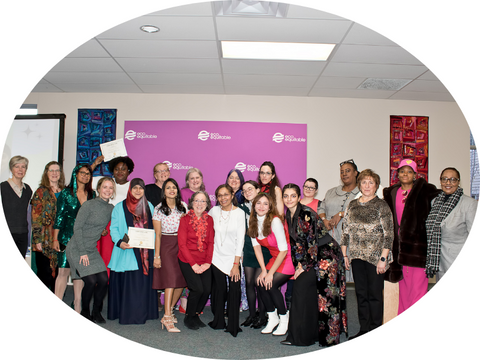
[194,314,206,328]
[80,309,92,321]
[92,309,106,324]
[184,314,199,330]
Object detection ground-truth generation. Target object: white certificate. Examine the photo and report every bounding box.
[100,138,128,162]
[127,227,155,249]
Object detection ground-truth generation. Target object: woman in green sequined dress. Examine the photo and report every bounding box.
[53,164,95,312]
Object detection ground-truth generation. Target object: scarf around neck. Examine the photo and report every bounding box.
[425,187,463,277]
[188,209,209,252]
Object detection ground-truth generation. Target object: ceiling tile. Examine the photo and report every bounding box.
[331,44,422,65]
[50,58,124,72]
[221,59,326,76]
[225,86,310,96]
[66,40,111,58]
[224,73,317,88]
[322,62,428,79]
[308,88,395,98]
[215,17,352,43]
[129,72,223,86]
[390,90,455,101]
[401,79,450,93]
[138,84,225,94]
[313,76,366,89]
[147,2,214,16]
[52,83,142,93]
[285,4,346,20]
[342,23,398,46]
[44,72,134,84]
[98,39,219,58]
[117,58,221,73]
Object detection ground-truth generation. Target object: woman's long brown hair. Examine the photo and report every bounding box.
[248,192,278,238]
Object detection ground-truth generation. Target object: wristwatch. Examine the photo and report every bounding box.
[380,257,386,262]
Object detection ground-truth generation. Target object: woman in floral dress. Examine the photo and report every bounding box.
[281,183,347,347]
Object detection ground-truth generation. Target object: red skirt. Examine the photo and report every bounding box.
[152,234,187,289]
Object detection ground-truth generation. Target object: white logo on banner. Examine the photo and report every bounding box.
[235,162,259,172]
[198,130,232,141]
[125,130,157,140]
[125,130,136,140]
[171,162,193,170]
[163,161,172,169]
[272,132,306,143]
[198,130,210,141]
[272,132,284,143]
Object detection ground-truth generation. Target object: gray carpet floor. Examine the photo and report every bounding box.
[63,285,360,359]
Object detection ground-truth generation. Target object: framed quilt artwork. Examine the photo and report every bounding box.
[390,115,428,185]
[77,109,117,176]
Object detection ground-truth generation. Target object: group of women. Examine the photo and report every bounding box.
[1,154,476,348]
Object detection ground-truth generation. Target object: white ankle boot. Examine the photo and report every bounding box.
[273,313,288,336]
[261,309,279,334]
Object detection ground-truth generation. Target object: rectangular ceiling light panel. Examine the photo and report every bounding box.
[221,41,335,61]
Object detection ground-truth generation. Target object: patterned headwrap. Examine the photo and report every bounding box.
[126,178,148,228]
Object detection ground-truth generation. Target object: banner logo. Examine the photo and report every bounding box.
[198,130,210,141]
[272,132,284,143]
[235,162,259,172]
[125,130,136,140]
[198,130,232,141]
[163,161,172,169]
[272,132,305,143]
[125,130,157,140]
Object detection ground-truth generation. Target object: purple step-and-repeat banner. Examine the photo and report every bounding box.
[124,121,307,202]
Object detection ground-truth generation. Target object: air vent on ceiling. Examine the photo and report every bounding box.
[357,78,412,91]
[214,1,288,18]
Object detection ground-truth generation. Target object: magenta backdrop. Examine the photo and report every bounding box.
[124,120,307,202]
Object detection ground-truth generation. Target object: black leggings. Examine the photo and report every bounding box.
[244,266,267,318]
[81,271,109,312]
[255,268,290,315]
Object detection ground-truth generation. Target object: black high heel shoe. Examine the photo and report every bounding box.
[241,315,255,327]
[251,316,267,329]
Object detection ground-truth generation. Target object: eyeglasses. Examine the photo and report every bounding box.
[217,193,232,199]
[78,171,91,176]
[242,187,255,195]
[303,186,316,191]
[48,169,60,173]
[194,200,206,204]
[155,170,170,174]
[440,177,459,184]
[259,171,272,176]
[340,159,356,167]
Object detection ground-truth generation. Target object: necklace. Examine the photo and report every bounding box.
[219,204,233,246]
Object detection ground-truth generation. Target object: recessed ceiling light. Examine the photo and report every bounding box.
[140,25,160,33]
[221,41,335,61]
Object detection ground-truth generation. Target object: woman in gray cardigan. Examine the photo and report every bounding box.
[425,167,478,281]
[66,177,115,322]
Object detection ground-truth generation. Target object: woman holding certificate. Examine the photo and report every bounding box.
[152,178,188,333]
[107,178,159,324]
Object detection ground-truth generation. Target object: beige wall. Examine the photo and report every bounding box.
[24,92,470,196]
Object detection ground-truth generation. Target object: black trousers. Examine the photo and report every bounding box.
[178,259,212,315]
[35,251,56,292]
[209,264,241,337]
[81,271,109,313]
[12,232,28,258]
[351,259,384,332]
[286,268,318,346]
[255,268,290,315]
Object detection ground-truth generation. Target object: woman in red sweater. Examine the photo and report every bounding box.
[177,190,215,330]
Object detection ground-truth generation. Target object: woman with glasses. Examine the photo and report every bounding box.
[31,161,65,291]
[257,161,284,219]
[181,168,206,204]
[53,164,95,312]
[383,159,439,315]
[145,162,170,207]
[152,178,188,332]
[178,191,215,330]
[318,159,359,281]
[208,184,245,337]
[425,168,477,281]
[238,181,272,329]
[300,178,321,213]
